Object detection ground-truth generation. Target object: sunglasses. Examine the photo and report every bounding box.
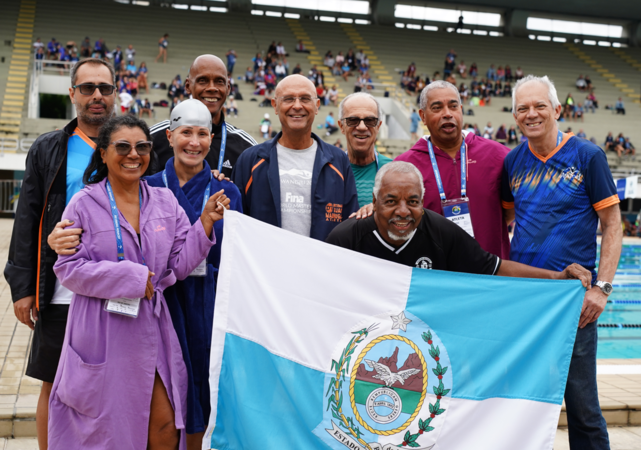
[73,83,116,95]
[110,140,153,156]
[342,116,379,127]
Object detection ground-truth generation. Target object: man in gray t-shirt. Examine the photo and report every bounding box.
[277,141,317,236]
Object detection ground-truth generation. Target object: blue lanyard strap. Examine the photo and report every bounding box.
[216,122,227,173]
[557,130,563,146]
[163,170,212,214]
[106,180,145,264]
[427,137,467,201]
[374,151,380,172]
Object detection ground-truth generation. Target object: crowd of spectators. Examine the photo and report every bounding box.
[604,132,636,159]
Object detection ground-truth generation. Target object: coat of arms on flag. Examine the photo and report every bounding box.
[316,312,450,450]
[204,212,584,450]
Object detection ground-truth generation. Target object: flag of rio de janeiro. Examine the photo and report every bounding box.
[204,211,583,450]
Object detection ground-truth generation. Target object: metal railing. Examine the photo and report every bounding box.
[0,180,22,213]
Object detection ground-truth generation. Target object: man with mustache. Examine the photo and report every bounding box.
[395,81,511,259]
[4,58,117,450]
[150,54,256,178]
[338,92,392,208]
[326,162,591,287]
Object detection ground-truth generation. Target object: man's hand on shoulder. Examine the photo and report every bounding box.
[349,203,373,219]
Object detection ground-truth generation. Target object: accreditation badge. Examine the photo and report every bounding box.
[441,198,474,238]
[189,259,207,277]
[105,297,141,318]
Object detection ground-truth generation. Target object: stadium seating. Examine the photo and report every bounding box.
[2,0,640,171]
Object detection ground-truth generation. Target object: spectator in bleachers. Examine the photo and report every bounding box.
[296,40,310,53]
[576,75,588,91]
[459,83,469,103]
[346,49,357,71]
[564,93,575,120]
[112,45,123,68]
[327,85,339,106]
[341,61,351,82]
[80,36,91,57]
[275,61,287,80]
[508,125,518,146]
[136,62,149,94]
[469,62,478,77]
[324,50,335,68]
[445,73,456,85]
[336,51,345,66]
[574,103,584,122]
[443,52,455,78]
[325,112,339,135]
[35,47,44,70]
[410,108,421,141]
[154,33,169,63]
[260,113,272,139]
[316,83,327,105]
[587,91,598,109]
[138,98,153,118]
[224,49,237,76]
[503,82,512,97]
[614,133,626,157]
[292,63,302,75]
[126,60,137,74]
[585,75,592,91]
[118,90,133,114]
[432,71,440,81]
[604,132,615,151]
[66,39,77,57]
[495,124,507,144]
[94,38,107,59]
[334,139,344,150]
[505,65,513,82]
[457,60,467,79]
[584,96,595,113]
[616,97,626,115]
[625,138,636,158]
[245,66,254,83]
[483,122,494,139]
[486,64,496,81]
[276,41,287,58]
[226,95,238,118]
[496,66,505,82]
[32,37,43,53]
[360,55,370,73]
[577,129,587,139]
[125,44,135,62]
[267,41,277,55]
[265,69,276,90]
[514,66,524,80]
[47,37,59,59]
[282,57,290,74]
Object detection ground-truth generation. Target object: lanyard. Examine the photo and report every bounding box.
[216,122,227,173]
[426,137,467,202]
[162,170,212,214]
[556,130,563,146]
[106,180,145,265]
[374,151,380,172]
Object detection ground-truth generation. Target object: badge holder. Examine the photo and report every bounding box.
[105,298,141,318]
[441,197,475,238]
[189,259,207,277]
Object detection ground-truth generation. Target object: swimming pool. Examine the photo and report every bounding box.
[597,242,641,359]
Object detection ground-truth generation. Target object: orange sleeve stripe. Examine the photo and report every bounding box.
[245,158,265,194]
[593,194,620,211]
[328,163,344,181]
[502,201,514,210]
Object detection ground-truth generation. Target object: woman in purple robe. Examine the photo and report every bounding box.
[49,115,229,450]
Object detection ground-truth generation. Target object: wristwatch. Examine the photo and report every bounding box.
[595,281,613,296]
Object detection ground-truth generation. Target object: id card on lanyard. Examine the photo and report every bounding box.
[216,122,227,173]
[426,136,475,237]
[104,180,145,317]
[162,170,211,277]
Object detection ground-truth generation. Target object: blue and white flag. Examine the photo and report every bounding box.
[205,212,582,450]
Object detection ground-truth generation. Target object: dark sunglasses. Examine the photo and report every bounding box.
[73,83,116,95]
[342,116,379,127]
[110,140,153,156]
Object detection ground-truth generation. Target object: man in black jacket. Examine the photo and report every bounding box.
[150,54,257,178]
[4,58,116,450]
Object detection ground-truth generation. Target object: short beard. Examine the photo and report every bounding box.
[76,101,115,126]
[387,216,416,242]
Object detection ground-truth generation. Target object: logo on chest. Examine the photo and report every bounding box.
[415,257,432,270]
[562,166,584,184]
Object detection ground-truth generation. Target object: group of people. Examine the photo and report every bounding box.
[605,131,636,158]
[6,48,621,450]
[323,48,372,85]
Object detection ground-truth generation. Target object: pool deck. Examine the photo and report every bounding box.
[0,220,640,447]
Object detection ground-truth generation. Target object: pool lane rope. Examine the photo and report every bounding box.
[607,300,641,304]
[598,324,641,328]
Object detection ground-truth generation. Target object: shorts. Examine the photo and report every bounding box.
[25,305,69,383]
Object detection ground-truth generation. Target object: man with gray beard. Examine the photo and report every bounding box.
[326,162,593,285]
[4,58,116,450]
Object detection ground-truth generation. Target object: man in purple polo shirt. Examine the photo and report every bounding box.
[395,81,511,258]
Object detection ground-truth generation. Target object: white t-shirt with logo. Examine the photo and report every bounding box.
[277,141,317,237]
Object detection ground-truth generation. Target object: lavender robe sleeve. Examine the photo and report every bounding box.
[166,195,216,281]
[53,197,149,300]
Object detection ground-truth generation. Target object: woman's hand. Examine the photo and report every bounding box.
[200,189,231,236]
[48,220,83,255]
[145,271,155,300]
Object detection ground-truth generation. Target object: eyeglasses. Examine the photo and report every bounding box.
[73,83,116,95]
[342,116,379,128]
[277,95,316,105]
[110,140,153,156]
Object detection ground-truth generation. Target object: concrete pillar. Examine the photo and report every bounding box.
[371,0,396,26]
[629,21,641,47]
[504,9,529,38]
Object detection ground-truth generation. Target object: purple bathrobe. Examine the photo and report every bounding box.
[50,179,215,450]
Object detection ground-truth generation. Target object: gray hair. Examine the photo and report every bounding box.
[419,80,461,111]
[339,92,383,121]
[70,58,116,86]
[512,75,561,113]
[373,161,425,200]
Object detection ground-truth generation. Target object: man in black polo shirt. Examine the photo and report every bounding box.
[150,54,256,176]
[327,161,592,285]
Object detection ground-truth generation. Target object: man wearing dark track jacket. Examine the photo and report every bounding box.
[150,54,256,177]
[4,58,117,450]
[232,75,358,241]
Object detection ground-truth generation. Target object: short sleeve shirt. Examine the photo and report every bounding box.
[326,209,500,274]
[351,153,392,208]
[501,133,618,281]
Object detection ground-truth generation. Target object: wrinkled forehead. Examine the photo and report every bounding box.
[514,80,552,107]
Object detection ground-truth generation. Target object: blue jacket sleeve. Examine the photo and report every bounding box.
[231,152,251,216]
[342,156,359,218]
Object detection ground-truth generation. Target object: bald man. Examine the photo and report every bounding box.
[150,54,256,177]
[232,74,358,240]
